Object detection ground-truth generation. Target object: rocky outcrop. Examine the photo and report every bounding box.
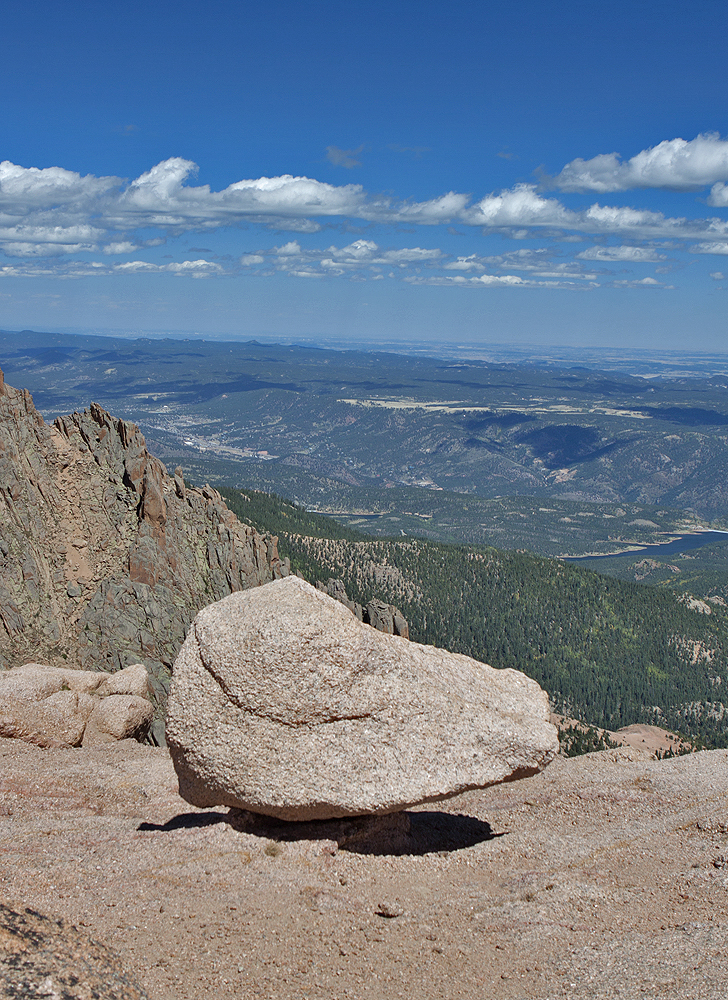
[166,575,558,821]
[0,902,148,1000]
[0,662,153,748]
[0,369,288,719]
[316,577,409,638]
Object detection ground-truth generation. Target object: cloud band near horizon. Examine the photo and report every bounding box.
[0,141,727,267]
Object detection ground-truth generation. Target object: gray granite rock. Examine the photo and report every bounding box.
[166,575,558,821]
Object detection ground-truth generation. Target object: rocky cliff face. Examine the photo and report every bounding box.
[0,368,288,717]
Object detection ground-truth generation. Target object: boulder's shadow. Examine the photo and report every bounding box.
[138,811,228,832]
[231,808,500,856]
[138,808,501,855]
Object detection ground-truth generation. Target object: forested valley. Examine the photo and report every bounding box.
[221,487,728,748]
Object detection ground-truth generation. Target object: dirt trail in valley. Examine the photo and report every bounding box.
[1,738,727,1000]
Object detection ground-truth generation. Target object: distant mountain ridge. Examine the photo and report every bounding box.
[0,367,287,728]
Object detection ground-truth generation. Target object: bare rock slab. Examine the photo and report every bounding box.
[166,576,558,820]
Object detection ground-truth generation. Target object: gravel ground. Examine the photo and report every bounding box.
[1,738,727,999]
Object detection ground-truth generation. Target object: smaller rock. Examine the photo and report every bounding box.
[82,695,153,746]
[0,690,95,748]
[319,578,408,636]
[0,662,153,748]
[67,582,82,598]
[174,467,186,499]
[0,663,105,698]
[97,663,150,699]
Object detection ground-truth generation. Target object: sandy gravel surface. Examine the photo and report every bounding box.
[1,737,727,999]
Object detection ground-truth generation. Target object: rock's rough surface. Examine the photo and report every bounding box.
[82,694,154,746]
[0,902,148,1000]
[0,662,154,748]
[0,370,288,710]
[166,575,558,820]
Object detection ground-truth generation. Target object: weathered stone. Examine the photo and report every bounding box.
[0,662,154,748]
[96,662,150,698]
[0,689,95,747]
[0,901,148,1000]
[0,375,289,710]
[0,662,104,700]
[166,575,558,821]
[82,695,154,746]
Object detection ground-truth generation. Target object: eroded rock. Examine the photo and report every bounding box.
[0,370,288,712]
[0,662,154,748]
[166,575,558,821]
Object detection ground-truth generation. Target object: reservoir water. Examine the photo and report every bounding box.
[564,530,728,563]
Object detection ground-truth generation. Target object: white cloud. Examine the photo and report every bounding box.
[2,155,728,276]
[1,240,96,257]
[608,277,670,288]
[466,184,573,228]
[443,255,485,272]
[0,160,117,208]
[710,272,724,280]
[690,242,728,255]
[275,240,303,256]
[102,241,138,254]
[709,183,728,207]
[114,258,223,276]
[575,246,668,262]
[554,134,728,192]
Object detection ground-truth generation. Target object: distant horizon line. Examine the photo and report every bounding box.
[3,325,728,357]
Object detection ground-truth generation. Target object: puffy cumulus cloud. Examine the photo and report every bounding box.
[460,185,728,242]
[114,158,367,230]
[554,134,728,192]
[102,241,138,254]
[0,160,118,209]
[575,245,668,262]
[3,156,728,267]
[113,259,223,277]
[443,255,486,272]
[0,222,104,257]
[466,184,574,228]
[710,271,724,280]
[387,191,470,225]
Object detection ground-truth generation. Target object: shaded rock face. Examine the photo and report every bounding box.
[0,370,288,710]
[166,575,558,821]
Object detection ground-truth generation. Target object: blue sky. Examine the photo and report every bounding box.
[1,0,727,349]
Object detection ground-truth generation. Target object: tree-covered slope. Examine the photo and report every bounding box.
[221,487,728,747]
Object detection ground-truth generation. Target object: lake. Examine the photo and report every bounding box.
[564,530,728,562]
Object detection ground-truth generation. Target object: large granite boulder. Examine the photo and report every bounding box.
[166,576,558,821]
